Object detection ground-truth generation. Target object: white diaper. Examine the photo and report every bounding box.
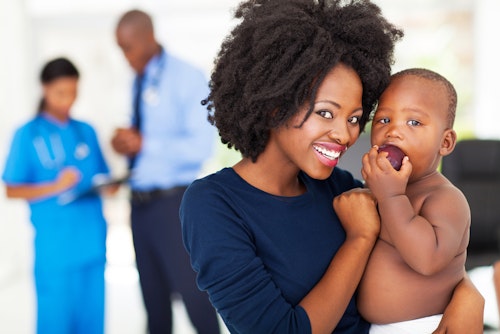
[369,314,442,334]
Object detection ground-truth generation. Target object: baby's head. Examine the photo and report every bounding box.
[388,68,457,129]
[371,68,458,174]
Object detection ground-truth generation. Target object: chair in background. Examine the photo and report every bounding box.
[441,139,500,270]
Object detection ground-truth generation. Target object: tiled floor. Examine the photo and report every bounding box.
[0,262,225,334]
[0,196,228,334]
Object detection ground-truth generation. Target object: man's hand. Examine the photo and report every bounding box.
[111,127,142,156]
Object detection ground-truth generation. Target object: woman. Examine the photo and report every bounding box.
[180,1,484,333]
[2,57,112,334]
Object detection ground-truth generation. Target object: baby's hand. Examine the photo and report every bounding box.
[361,145,411,201]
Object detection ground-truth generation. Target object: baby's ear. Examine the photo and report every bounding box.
[440,129,457,156]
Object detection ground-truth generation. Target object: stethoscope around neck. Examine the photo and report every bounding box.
[32,116,90,170]
[140,47,167,107]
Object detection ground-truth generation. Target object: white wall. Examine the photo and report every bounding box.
[1,0,496,332]
[473,0,500,139]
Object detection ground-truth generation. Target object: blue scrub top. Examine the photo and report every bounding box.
[2,113,109,270]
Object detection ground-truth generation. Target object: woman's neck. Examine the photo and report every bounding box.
[233,155,305,197]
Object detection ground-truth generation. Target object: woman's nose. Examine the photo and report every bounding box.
[328,124,350,145]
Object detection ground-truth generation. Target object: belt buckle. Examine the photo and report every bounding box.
[132,190,152,204]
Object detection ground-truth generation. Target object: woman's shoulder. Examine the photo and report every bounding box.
[10,118,39,139]
[69,118,93,129]
[68,118,98,137]
[186,168,239,196]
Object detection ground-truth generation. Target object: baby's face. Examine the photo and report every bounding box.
[370,75,451,177]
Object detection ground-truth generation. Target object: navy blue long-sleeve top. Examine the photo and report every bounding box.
[180,167,369,334]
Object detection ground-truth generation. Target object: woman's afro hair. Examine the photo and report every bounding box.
[204,0,404,162]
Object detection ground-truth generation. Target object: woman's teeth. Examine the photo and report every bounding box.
[313,145,341,160]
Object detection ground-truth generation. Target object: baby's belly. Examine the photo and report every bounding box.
[357,239,464,324]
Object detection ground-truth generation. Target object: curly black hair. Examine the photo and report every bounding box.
[205,0,403,162]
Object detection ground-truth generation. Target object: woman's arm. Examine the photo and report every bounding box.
[301,188,380,334]
[5,167,80,201]
[182,180,380,334]
[432,274,484,334]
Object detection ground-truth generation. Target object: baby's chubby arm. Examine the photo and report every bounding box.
[362,146,470,275]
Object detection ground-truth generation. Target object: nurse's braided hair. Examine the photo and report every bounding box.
[37,57,79,114]
[204,0,403,162]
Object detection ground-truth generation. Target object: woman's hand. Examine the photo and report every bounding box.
[101,183,121,196]
[432,274,484,334]
[5,167,81,200]
[333,188,380,242]
[55,167,81,192]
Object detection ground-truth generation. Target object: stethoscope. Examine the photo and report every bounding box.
[140,47,167,107]
[32,115,90,170]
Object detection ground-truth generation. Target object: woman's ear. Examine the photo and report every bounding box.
[440,129,457,156]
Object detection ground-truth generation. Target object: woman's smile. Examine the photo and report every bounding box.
[313,142,347,168]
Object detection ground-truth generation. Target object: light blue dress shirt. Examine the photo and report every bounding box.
[130,48,215,191]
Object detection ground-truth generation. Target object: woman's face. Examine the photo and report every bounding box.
[43,76,78,122]
[273,63,364,180]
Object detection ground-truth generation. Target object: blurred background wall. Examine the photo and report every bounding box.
[1,0,499,333]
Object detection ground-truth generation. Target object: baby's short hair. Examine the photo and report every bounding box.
[392,68,457,128]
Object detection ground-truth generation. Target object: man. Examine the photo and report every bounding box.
[112,9,220,334]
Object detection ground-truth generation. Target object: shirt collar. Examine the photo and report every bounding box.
[39,112,70,128]
[143,46,167,79]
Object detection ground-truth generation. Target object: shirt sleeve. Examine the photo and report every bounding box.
[83,124,110,176]
[180,180,312,334]
[167,62,215,165]
[2,126,34,184]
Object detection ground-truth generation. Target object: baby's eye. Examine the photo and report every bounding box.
[377,117,390,124]
[316,110,333,119]
[348,115,360,124]
[407,120,421,126]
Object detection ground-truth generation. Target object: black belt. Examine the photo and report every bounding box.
[131,186,186,204]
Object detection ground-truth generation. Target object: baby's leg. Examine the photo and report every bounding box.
[469,264,499,329]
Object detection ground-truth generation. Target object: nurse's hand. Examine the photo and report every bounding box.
[56,167,81,192]
[111,127,142,156]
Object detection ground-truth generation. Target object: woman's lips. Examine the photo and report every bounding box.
[313,143,346,168]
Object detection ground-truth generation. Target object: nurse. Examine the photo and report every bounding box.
[2,57,112,334]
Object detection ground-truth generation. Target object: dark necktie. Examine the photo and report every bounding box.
[132,74,144,131]
[129,74,144,169]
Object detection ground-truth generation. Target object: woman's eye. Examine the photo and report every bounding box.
[348,115,360,124]
[407,120,421,126]
[317,110,333,119]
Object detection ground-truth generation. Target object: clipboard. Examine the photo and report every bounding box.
[58,173,130,205]
[89,173,130,192]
